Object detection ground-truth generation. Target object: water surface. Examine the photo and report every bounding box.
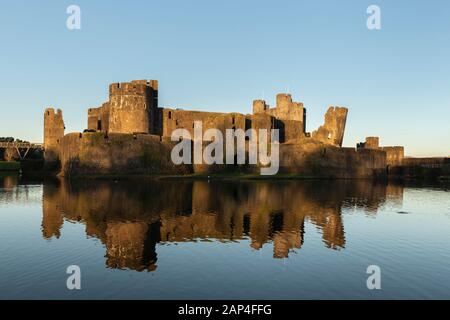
[0,175,449,299]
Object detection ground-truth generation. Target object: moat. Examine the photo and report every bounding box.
[0,175,449,299]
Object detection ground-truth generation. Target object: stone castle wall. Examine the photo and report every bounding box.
[357,136,404,166]
[278,138,387,178]
[87,102,110,132]
[58,131,386,178]
[252,93,306,141]
[159,108,246,139]
[312,107,348,147]
[59,132,191,176]
[380,146,404,166]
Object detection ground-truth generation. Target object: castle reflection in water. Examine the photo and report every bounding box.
[1,176,404,272]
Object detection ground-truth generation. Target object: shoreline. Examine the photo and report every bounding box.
[13,171,450,183]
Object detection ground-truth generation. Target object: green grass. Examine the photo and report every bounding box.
[0,161,20,171]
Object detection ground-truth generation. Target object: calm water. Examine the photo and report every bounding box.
[0,175,449,300]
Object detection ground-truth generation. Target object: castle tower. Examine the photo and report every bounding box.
[276,93,293,111]
[365,137,380,149]
[311,107,348,147]
[44,108,65,164]
[252,100,267,114]
[108,80,158,134]
[87,102,111,132]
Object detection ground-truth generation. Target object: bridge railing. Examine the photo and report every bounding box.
[0,142,43,149]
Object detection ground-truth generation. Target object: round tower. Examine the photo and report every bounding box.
[108,80,158,134]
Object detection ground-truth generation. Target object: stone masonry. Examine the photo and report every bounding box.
[43,108,65,164]
[357,136,404,166]
[43,79,400,177]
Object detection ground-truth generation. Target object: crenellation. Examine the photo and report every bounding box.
[276,93,293,110]
[253,100,268,114]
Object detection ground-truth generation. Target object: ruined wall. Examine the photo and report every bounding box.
[160,106,300,146]
[87,103,110,132]
[381,146,404,166]
[312,107,348,147]
[253,94,305,122]
[160,108,247,139]
[59,132,191,176]
[108,80,158,134]
[44,108,65,164]
[252,93,306,141]
[87,107,101,131]
[253,100,268,114]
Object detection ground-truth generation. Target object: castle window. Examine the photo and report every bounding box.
[97,119,102,131]
[245,119,251,131]
[232,117,235,125]
[168,111,172,119]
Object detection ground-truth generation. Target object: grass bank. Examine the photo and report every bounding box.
[0,161,20,172]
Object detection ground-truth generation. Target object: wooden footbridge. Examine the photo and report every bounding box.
[0,142,43,160]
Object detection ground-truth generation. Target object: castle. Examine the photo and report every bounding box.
[83,79,347,146]
[43,79,405,177]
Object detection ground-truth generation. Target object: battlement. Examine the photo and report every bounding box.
[45,108,63,118]
[357,137,405,166]
[276,93,293,109]
[109,80,158,97]
[88,106,101,115]
[252,100,268,114]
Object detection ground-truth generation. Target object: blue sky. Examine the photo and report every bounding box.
[0,0,449,156]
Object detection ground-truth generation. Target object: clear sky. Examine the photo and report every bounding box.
[0,0,449,157]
